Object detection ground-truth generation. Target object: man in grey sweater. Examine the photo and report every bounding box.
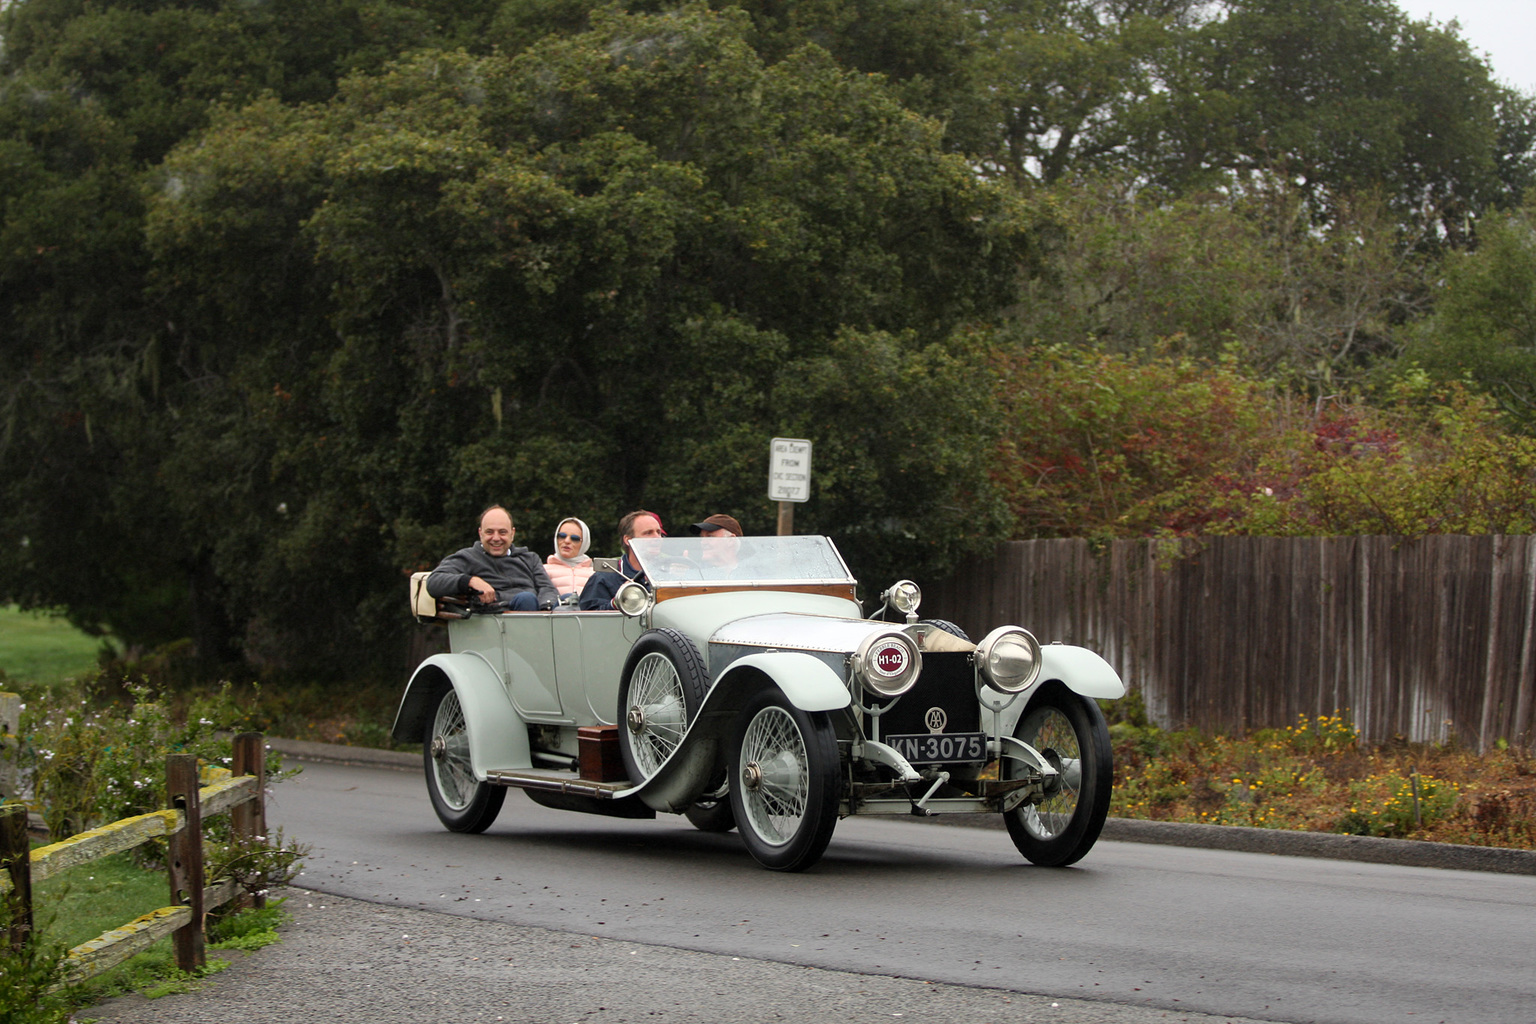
[426,506,558,611]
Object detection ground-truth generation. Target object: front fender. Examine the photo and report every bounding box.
[1039,644,1125,700]
[392,652,531,779]
[716,651,853,712]
[986,644,1125,738]
[626,651,852,812]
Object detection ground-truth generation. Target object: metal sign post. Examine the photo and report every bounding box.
[768,437,812,535]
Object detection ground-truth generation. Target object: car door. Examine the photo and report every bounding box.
[551,610,645,726]
[497,613,561,719]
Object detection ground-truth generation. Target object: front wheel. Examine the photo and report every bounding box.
[728,689,841,871]
[1003,683,1112,867]
[423,687,506,833]
[617,628,710,784]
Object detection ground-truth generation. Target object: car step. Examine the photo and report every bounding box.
[487,767,629,799]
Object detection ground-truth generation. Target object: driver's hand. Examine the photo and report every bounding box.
[469,577,497,603]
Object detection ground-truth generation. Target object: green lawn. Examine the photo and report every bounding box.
[0,605,108,685]
[35,850,173,951]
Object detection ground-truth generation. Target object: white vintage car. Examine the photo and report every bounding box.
[394,535,1125,871]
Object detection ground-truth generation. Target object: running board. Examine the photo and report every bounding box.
[486,767,631,800]
[487,767,655,820]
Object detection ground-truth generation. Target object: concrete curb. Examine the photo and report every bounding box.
[1100,817,1536,875]
[267,738,1536,876]
[267,736,419,771]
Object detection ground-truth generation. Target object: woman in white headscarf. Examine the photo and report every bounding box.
[544,517,595,600]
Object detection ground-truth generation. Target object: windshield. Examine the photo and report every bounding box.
[629,535,854,587]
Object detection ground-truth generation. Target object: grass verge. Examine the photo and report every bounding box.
[0,606,108,686]
[8,847,289,1022]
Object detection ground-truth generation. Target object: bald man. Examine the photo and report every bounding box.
[426,505,557,611]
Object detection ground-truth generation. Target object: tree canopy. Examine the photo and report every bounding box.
[1,0,1533,680]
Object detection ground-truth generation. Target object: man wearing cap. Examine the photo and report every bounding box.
[692,513,744,574]
[578,509,666,610]
[427,505,559,611]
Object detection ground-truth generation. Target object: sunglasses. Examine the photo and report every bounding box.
[556,532,583,542]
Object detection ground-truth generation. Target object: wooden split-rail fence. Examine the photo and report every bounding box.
[0,711,269,984]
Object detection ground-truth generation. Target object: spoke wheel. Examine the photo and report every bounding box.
[1003,683,1112,866]
[618,628,708,784]
[423,687,505,833]
[728,689,840,872]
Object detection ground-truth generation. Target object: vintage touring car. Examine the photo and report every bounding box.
[394,535,1125,871]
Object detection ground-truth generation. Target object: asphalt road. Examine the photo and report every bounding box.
[86,748,1536,1024]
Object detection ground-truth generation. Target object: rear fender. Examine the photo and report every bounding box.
[391,652,531,779]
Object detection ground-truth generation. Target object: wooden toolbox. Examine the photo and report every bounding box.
[577,725,627,782]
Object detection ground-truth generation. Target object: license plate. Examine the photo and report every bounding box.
[885,732,988,764]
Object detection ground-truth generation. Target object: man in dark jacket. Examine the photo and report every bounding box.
[578,509,665,610]
[427,506,558,611]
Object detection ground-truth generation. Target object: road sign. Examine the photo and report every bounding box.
[769,437,812,502]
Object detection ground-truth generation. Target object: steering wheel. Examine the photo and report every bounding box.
[655,555,705,580]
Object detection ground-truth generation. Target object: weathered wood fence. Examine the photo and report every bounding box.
[926,536,1536,751]
[1,731,269,983]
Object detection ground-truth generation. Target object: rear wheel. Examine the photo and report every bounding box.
[684,776,737,833]
[618,628,709,784]
[728,689,841,871]
[1003,684,1112,866]
[423,687,505,833]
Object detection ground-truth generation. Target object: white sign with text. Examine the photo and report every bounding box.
[768,437,812,502]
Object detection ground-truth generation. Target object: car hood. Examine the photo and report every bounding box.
[708,612,904,654]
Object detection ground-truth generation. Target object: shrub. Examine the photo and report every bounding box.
[0,926,69,1024]
[9,679,306,896]
[17,681,280,840]
[1336,772,1460,838]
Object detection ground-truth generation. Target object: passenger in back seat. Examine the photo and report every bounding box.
[426,505,558,611]
[578,509,665,610]
[544,517,595,601]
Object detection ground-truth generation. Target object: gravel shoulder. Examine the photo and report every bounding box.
[84,887,1284,1024]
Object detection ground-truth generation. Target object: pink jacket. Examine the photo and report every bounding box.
[544,554,595,597]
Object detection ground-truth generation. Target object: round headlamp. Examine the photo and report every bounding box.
[851,630,922,698]
[975,626,1042,694]
[613,580,653,618]
[882,580,922,617]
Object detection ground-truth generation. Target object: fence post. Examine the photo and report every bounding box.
[231,732,267,910]
[1,803,32,951]
[165,753,205,973]
[0,692,19,801]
